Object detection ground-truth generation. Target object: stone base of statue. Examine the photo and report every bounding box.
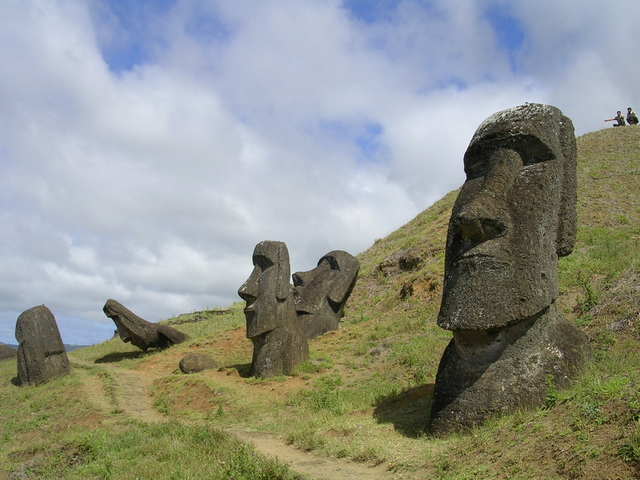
[429,303,591,435]
[250,325,309,378]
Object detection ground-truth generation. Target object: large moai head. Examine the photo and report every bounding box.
[430,104,589,434]
[438,103,577,332]
[238,240,293,339]
[238,241,308,377]
[292,250,360,339]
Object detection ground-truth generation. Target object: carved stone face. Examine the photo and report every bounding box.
[438,104,577,331]
[102,299,187,351]
[292,250,359,338]
[238,241,291,339]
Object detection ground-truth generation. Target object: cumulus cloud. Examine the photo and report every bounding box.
[0,0,637,344]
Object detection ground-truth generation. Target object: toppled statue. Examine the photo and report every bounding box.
[430,103,591,434]
[15,305,70,386]
[103,299,187,351]
[238,241,308,378]
[292,250,360,339]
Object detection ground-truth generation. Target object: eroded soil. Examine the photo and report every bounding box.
[76,352,399,480]
[233,430,394,480]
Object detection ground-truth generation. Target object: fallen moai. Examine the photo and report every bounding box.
[238,240,308,378]
[103,299,187,352]
[15,305,70,386]
[292,250,360,339]
[430,103,591,434]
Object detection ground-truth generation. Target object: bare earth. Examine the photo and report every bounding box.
[77,360,397,480]
[105,364,165,422]
[232,429,394,480]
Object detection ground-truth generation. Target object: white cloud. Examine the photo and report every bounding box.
[0,0,638,344]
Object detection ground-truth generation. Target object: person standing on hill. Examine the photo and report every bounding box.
[627,107,639,125]
[605,111,626,127]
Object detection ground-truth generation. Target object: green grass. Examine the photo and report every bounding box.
[4,421,298,480]
[0,357,299,480]
[3,126,640,479]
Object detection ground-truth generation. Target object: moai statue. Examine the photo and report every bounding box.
[430,103,591,434]
[103,299,187,352]
[15,305,70,386]
[238,241,309,378]
[292,250,360,339]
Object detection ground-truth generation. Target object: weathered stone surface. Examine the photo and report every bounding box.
[0,342,17,361]
[431,305,589,434]
[179,353,218,374]
[430,104,591,434]
[238,241,309,378]
[375,248,422,277]
[15,305,70,386]
[103,299,187,352]
[292,250,360,339]
[438,103,578,331]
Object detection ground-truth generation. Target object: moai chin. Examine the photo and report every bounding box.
[430,103,591,434]
[238,241,309,378]
[292,250,360,339]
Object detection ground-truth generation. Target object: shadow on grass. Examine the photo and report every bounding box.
[229,363,253,378]
[95,351,146,363]
[372,383,434,438]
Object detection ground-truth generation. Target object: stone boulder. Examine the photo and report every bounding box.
[179,353,218,374]
[15,305,70,386]
[103,299,187,352]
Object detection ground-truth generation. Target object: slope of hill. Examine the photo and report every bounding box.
[1,126,640,480]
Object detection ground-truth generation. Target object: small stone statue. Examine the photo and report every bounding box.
[292,250,360,339]
[103,299,187,351]
[430,103,591,434]
[15,305,70,386]
[238,241,308,378]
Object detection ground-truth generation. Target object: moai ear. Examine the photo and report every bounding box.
[555,115,577,258]
[327,252,360,305]
[275,242,292,302]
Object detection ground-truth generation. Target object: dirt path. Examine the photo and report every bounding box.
[102,364,165,422]
[77,361,397,480]
[233,430,396,480]
[74,361,163,423]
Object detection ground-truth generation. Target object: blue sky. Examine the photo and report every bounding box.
[0,0,638,345]
[484,4,525,72]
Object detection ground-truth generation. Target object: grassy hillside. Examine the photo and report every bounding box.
[1,126,640,479]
